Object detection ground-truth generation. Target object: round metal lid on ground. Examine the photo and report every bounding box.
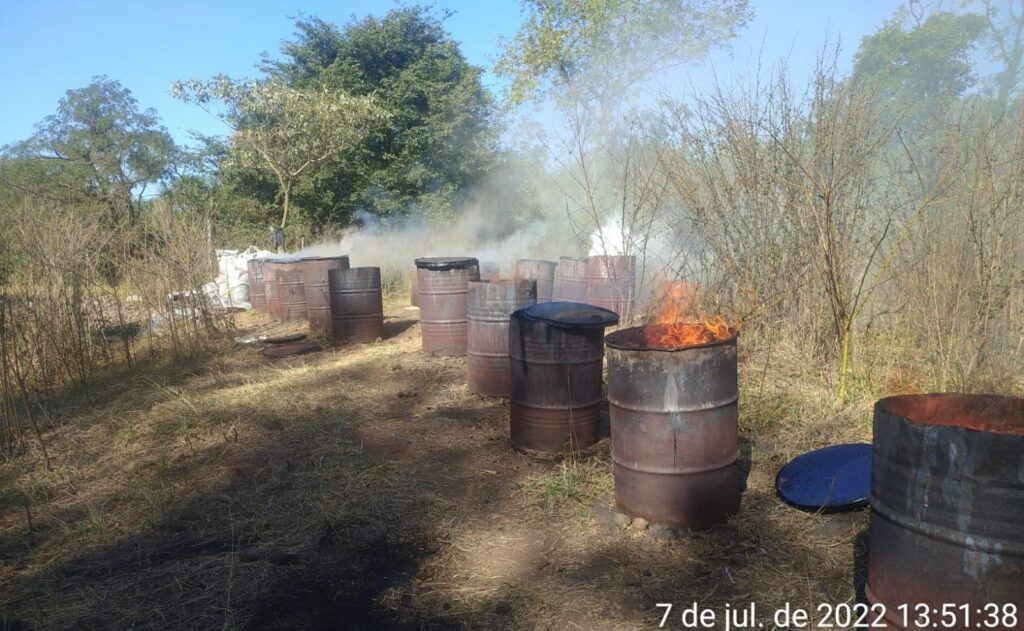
[414,257,479,271]
[520,301,619,329]
[260,342,320,359]
[775,443,871,513]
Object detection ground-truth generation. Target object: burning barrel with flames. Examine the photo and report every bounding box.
[467,279,537,396]
[416,257,481,355]
[553,256,588,302]
[515,259,558,303]
[605,318,740,529]
[866,394,1024,630]
[509,302,618,452]
[301,256,350,333]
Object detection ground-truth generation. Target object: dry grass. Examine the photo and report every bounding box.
[1,298,888,630]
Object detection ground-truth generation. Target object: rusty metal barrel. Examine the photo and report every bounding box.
[467,280,537,397]
[553,256,588,302]
[264,259,283,319]
[605,325,740,529]
[586,255,636,320]
[410,263,419,308]
[247,258,268,312]
[415,257,480,355]
[274,260,308,321]
[866,394,1024,630]
[509,302,618,452]
[301,256,350,333]
[328,267,384,344]
[515,259,558,303]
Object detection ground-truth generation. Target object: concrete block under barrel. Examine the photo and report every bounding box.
[586,255,636,321]
[467,279,537,397]
[301,256,350,334]
[509,302,618,452]
[274,260,309,321]
[605,325,740,530]
[553,256,588,302]
[415,257,480,355]
[866,394,1024,629]
[514,259,557,303]
[328,267,384,344]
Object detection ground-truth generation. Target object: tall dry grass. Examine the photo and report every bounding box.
[0,198,229,463]
[659,55,1024,399]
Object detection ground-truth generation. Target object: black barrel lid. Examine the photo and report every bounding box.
[775,443,872,513]
[519,301,619,329]
[415,257,479,271]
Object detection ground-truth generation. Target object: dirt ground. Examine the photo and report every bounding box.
[0,299,875,630]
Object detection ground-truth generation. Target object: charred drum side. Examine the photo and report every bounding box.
[328,267,384,344]
[866,394,1024,630]
[605,329,740,530]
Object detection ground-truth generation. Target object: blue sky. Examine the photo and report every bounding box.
[0,0,903,148]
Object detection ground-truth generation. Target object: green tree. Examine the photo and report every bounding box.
[496,0,752,107]
[852,9,987,126]
[259,7,497,220]
[171,77,389,232]
[5,76,176,226]
[975,0,1024,106]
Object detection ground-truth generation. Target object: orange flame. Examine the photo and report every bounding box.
[643,281,737,348]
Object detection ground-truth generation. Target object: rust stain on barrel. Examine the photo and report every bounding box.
[553,256,588,302]
[329,267,384,344]
[515,259,558,303]
[605,325,740,529]
[866,393,1024,630]
[467,279,536,396]
[415,257,480,355]
[274,261,308,321]
[586,255,636,320]
[509,302,618,452]
[264,260,282,320]
[247,258,268,312]
[301,256,350,333]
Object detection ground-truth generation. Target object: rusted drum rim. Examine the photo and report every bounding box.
[605,324,739,352]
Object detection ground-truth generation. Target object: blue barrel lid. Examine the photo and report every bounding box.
[517,301,619,329]
[415,256,479,271]
[775,443,871,512]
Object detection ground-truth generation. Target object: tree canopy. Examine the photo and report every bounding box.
[254,7,497,221]
[3,76,176,225]
[496,0,752,107]
[171,77,389,230]
[852,9,987,126]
